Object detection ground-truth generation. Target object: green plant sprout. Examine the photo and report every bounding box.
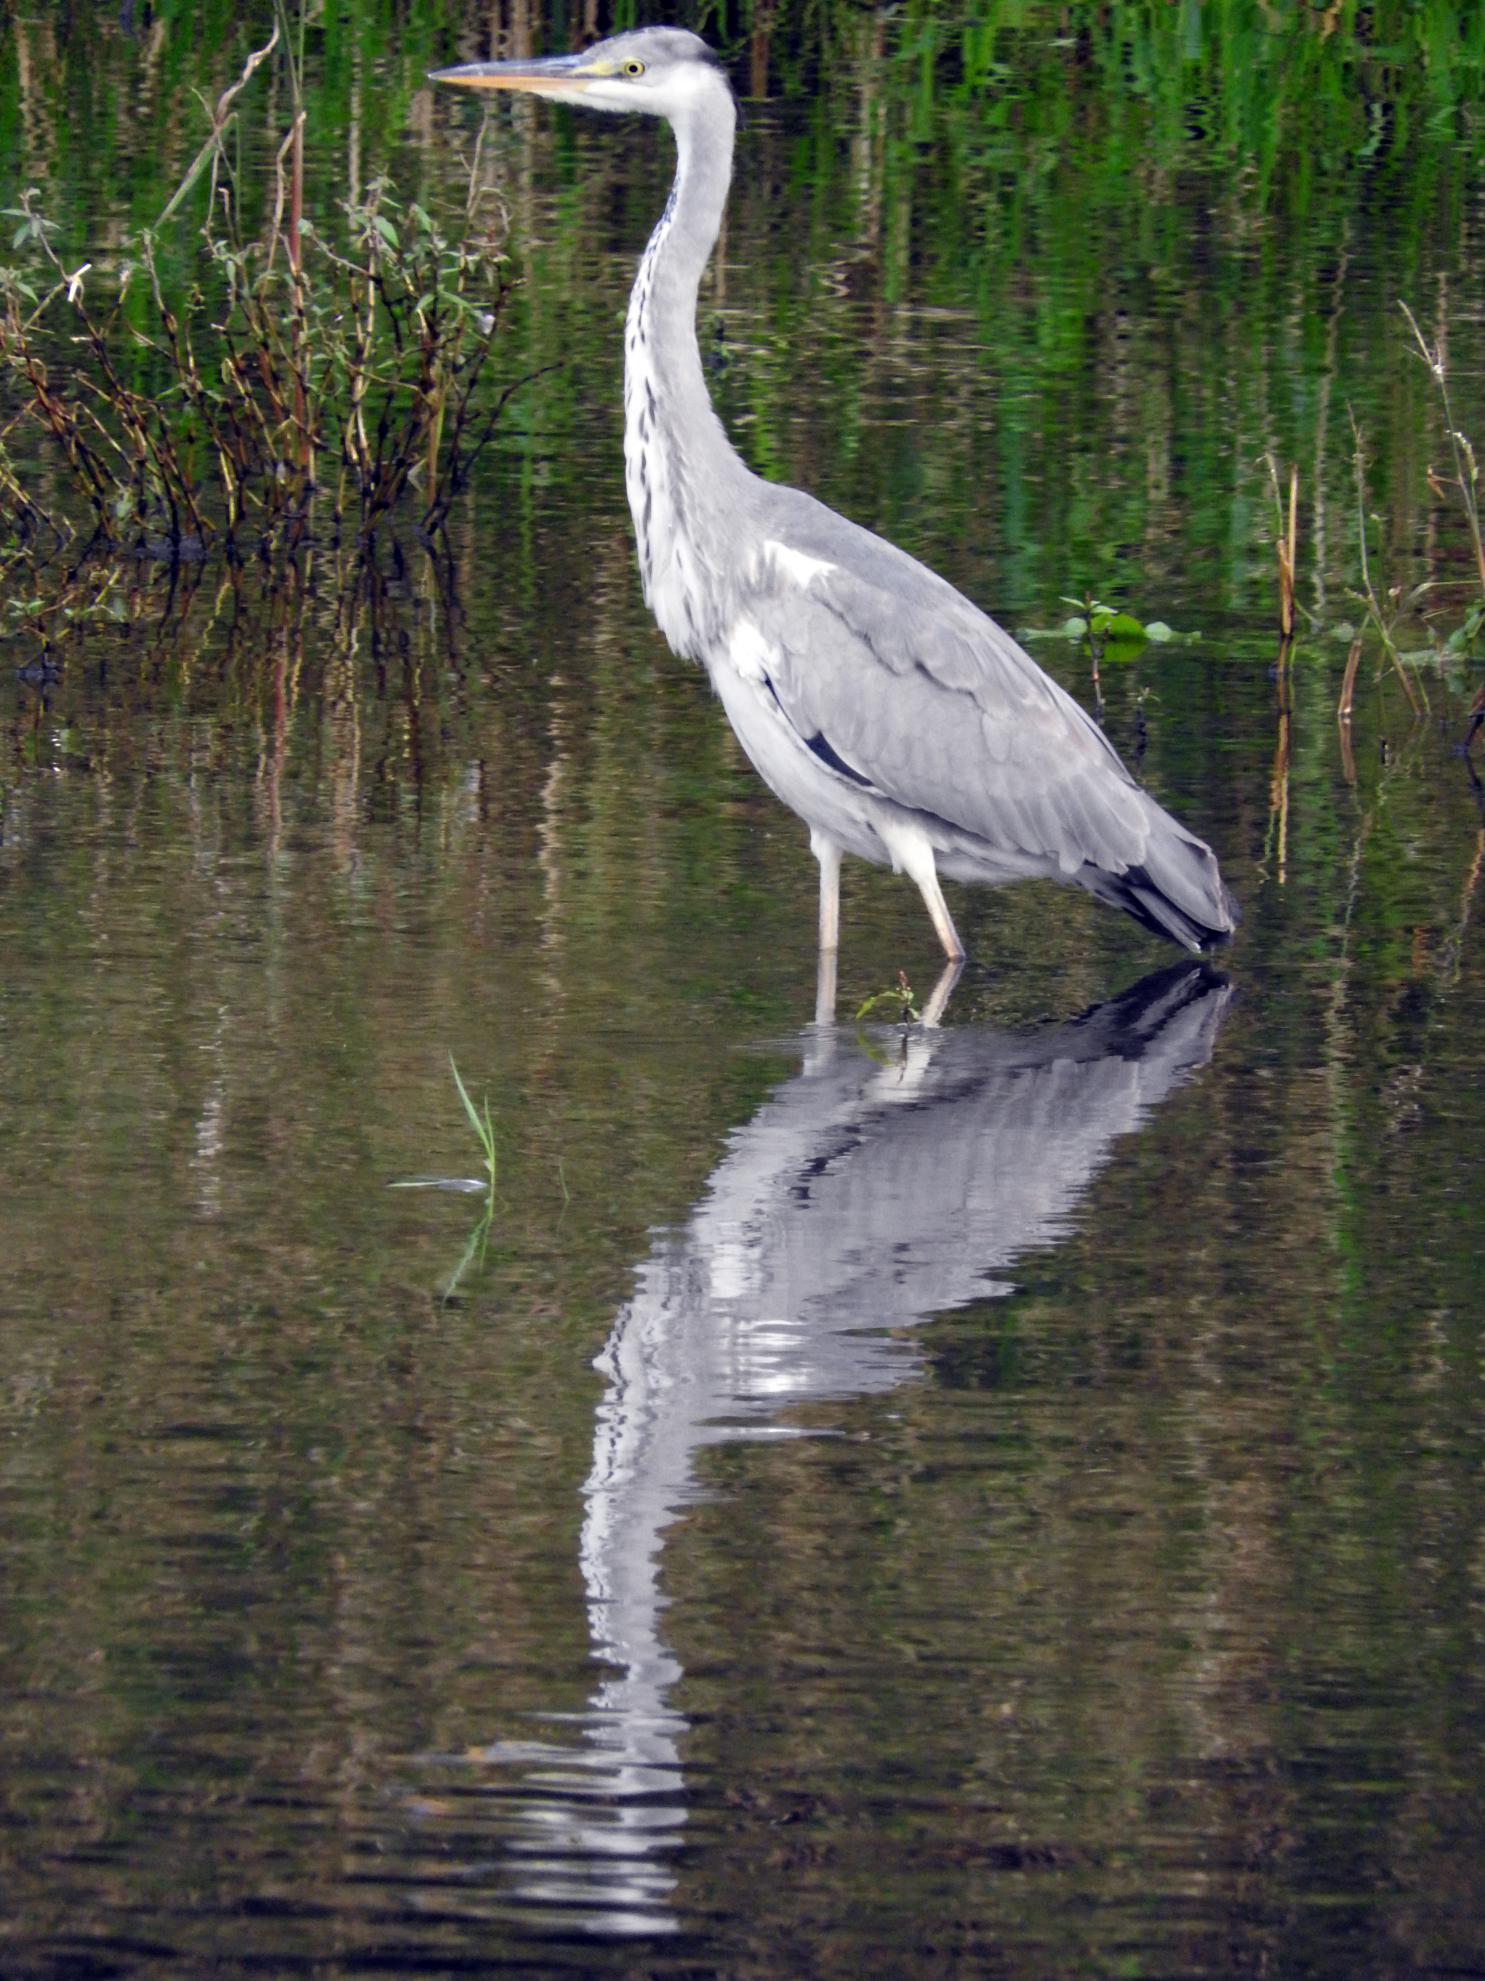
[855,972,921,1024]
[387,1056,498,1203]
[386,1057,499,1302]
[1056,596,1172,650]
[1022,597,1179,696]
[448,1055,497,1205]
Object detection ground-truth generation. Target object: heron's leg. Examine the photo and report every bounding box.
[916,872,965,964]
[810,828,842,952]
[810,831,843,1024]
[814,945,838,1027]
[879,818,965,962]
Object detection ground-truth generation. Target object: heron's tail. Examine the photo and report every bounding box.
[1080,803,1238,954]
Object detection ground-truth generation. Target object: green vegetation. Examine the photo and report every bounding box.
[385,1055,501,1300]
[0,13,518,573]
[1,1,1482,752]
[449,1053,498,1209]
[855,975,921,1025]
[2,1,1483,634]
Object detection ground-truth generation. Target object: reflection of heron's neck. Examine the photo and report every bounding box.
[623,84,749,657]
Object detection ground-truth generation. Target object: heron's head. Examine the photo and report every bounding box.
[430,26,726,119]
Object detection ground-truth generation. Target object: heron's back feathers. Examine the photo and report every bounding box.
[719,482,1236,951]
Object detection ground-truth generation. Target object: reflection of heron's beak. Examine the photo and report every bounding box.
[429,54,597,95]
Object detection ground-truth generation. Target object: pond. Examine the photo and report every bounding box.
[2,5,1484,1976]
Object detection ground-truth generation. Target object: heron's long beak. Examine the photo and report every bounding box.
[429,52,598,96]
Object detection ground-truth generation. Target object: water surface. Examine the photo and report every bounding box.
[2,5,1485,1976]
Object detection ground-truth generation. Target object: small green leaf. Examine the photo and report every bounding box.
[1144,621,1174,642]
[373,214,400,249]
[1060,615,1089,638]
[449,1054,497,1198]
[1101,612,1148,641]
[855,986,920,1023]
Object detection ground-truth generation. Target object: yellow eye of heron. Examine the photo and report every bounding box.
[623,59,645,76]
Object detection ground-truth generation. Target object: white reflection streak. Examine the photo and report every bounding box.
[470,965,1231,1935]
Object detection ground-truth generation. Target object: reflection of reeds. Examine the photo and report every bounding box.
[1433,752,1485,990]
[1345,410,1424,720]
[1400,301,1485,749]
[1336,633,1364,779]
[1401,301,1485,599]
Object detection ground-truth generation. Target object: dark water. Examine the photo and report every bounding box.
[3,7,1485,1977]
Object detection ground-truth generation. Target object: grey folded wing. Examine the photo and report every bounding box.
[740,543,1154,878]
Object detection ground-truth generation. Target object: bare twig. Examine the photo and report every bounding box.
[1265,453,1299,638]
[154,23,281,231]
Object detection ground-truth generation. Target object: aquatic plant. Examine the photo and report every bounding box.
[0,10,521,570]
[1022,596,1175,705]
[448,1054,498,1208]
[855,973,921,1024]
[382,1056,500,1300]
[1265,455,1300,643]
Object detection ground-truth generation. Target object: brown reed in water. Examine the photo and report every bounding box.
[0,9,523,575]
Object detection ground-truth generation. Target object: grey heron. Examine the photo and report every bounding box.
[432,28,1237,979]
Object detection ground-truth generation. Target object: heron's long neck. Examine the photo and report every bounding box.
[624,84,747,659]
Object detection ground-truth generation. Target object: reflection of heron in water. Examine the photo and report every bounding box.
[432,30,1236,1008]
[420,966,1231,1936]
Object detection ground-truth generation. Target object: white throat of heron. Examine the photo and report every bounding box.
[621,81,749,662]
